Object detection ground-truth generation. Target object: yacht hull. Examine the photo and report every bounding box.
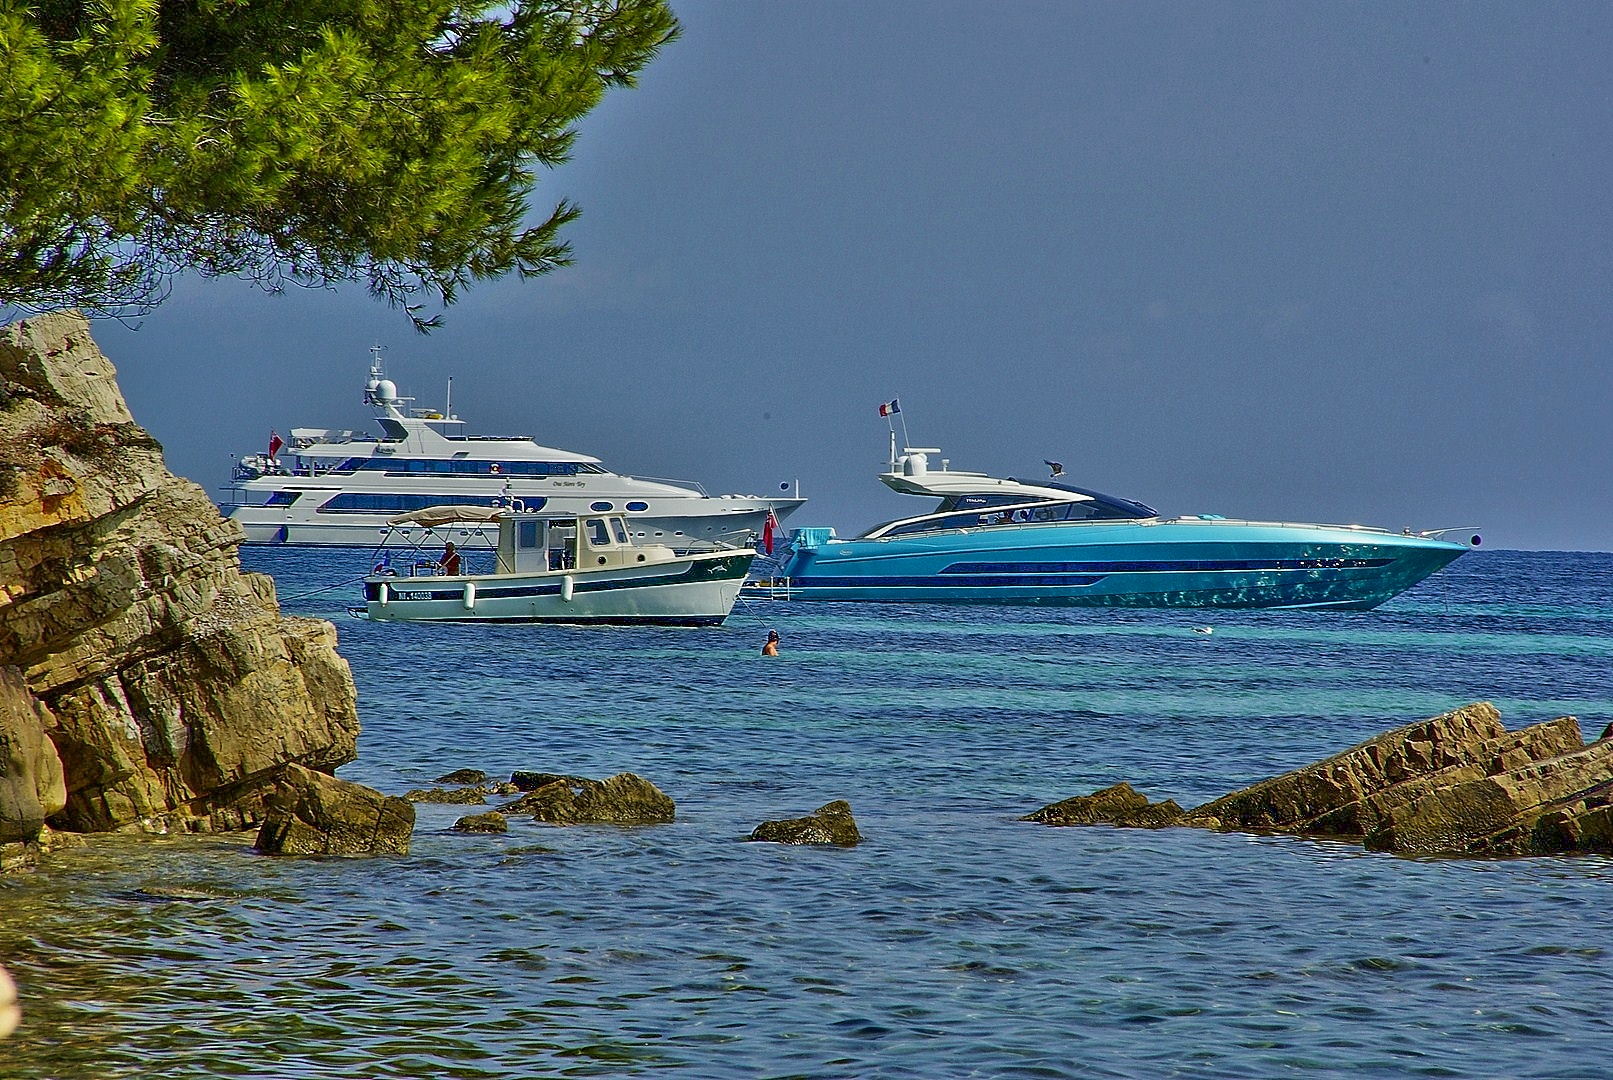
[770,520,1468,610]
[364,552,754,625]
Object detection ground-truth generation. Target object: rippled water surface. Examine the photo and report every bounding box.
[4,549,1612,1078]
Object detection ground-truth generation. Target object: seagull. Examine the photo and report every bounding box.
[1044,460,1064,478]
[1193,626,1213,634]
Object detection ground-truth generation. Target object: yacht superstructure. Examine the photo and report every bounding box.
[220,348,803,549]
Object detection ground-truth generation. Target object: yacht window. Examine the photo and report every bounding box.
[590,501,614,512]
[625,501,649,512]
[318,493,493,513]
[611,519,630,544]
[939,494,1040,512]
[517,520,543,549]
[263,490,301,506]
[585,518,611,547]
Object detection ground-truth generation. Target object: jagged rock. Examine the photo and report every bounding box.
[452,811,508,834]
[1477,778,1613,856]
[404,786,488,804]
[1040,705,1613,860]
[433,769,487,786]
[1022,782,1185,828]
[504,773,675,825]
[0,665,66,846]
[1298,717,1585,837]
[1,312,361,866]
[749,800,862,846]
[1364,736,1613,855]
[1184,703,1510,832]
[254,763,414,856]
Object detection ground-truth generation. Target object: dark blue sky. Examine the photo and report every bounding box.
[86,2,1613,550]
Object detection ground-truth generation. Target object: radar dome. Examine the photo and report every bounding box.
[374,379,398,403]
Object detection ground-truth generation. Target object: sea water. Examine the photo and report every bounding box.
[2,549,1611,1078]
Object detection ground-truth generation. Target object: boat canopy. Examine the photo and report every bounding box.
[385,505,506,528]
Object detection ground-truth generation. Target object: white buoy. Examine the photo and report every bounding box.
[560,575,574,602]
[463,581,476,610]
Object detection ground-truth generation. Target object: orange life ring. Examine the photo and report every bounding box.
[489,463,501,474]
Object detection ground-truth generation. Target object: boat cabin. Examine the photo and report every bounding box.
[495,511,675,575]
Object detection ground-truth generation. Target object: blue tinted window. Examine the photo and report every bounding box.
[317,493,494,513]
[590,501,614,512]
[264,490,301,506]
[625,501,649,512]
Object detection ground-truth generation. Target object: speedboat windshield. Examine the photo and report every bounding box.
[1041,482,1157,519]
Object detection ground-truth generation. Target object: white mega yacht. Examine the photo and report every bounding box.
[220,348,804,549]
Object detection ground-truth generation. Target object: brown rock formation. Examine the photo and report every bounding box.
[1023,782,1185,828]
[1,312,364,869]
[749,799,862,846]
[1027,703,1613,858]
[501,772,675,825]
[1184,702,1510,832]
[1364,735,1613,855]
[404,786,488,804]
[254,763,414,856]
[452,811,509,833]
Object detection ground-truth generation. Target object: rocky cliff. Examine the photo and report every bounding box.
[1,312,361,871]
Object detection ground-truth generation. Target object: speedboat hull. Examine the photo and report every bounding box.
[364,550,754,625]
[770,519,1468,610]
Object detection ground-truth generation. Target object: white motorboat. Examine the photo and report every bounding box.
[360,505,756,625]
[221,347,804,550]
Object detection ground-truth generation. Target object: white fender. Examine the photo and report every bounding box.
[463,581,476,610]
[378,582,389,606]
[560,574,574,602]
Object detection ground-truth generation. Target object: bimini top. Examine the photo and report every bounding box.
[385,505,506,528]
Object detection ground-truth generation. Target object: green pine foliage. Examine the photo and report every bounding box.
[0,0,678,328]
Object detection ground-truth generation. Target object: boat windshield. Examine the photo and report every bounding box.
[863,498,1144,539]
[1042,482,1158,519]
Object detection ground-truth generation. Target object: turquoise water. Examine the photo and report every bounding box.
[2,549,1611,1077]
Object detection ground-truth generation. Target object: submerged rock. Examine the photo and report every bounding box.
[509,771,571,792]
[404,786,488,804]
[433,769,488,786]
[1023,783,1184,828]
[452,811,508,834]
[1027,703,1613,858]
[750,800,862,846]
[501,772,674,825]
[254,763,414,856]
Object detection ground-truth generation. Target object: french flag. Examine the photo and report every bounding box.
[878,398,900,417]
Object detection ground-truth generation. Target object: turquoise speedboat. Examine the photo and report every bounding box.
[763,448,1476,610]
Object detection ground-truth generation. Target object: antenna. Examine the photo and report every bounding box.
[446,376,453,420]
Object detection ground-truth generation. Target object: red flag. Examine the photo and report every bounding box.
[267,430,283,457]
[762,509,777,555]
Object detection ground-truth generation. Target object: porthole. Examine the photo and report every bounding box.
[625,501,648,512]
[590,501,613,512]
